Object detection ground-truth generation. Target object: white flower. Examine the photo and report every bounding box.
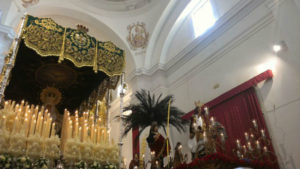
[20,156,26,162]
[0,155,5,160]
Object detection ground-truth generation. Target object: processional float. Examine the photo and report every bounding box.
[0,14,125,168]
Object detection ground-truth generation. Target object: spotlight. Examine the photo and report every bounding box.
[272,41,287,53]
[272,45,281,53]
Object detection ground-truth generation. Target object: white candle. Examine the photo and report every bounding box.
[220,133,225,143]
[244,132,249,140]
[49,122,54,137]
[263,146,268,153]
[237,150,241,158]
[252,119,257,129]
[78,127,82,142]
[30,120,36,136]
[203,131,207,142]
[256,140,260,150]
[261,129,265,138]
[247,142,252,151]
[4,101,8,110]
[236,139,241,148]
[243,145,247,153]
[23,118,29,136]
[204,107,209,116]
[210,117,215,125]
[2,116,6,130]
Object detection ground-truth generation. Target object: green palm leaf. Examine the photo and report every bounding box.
[118,89,189,139]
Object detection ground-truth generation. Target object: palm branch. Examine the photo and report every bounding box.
[118,89,189,140]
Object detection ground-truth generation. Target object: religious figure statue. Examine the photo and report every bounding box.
[129,154,139,169]
[172,142,187,168]
[146,122,170,168]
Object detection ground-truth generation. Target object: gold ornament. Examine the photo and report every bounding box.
[40,87,62,106]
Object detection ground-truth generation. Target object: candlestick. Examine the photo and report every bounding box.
[247,142,252,151]
[236,139,241,149]
[244,132,249,140]
[243,145,247,153]
[220,133,225,143]
[210,117,215,125]
[256,140,260,150]
[237,150,241,158]
[203,131,207,143]
[204,107,209,116]
[263,146,268,153]
[252,119,257,129]
[261,129,265,138]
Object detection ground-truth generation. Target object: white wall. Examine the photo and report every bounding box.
[118,0,300,168]
[161,0,300,168]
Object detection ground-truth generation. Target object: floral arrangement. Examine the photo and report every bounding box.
[74,160,88,169]
[174,152,276,169]
[0,154,13,169]
[32,157,49,169]
[90,161,102,169]
[102,162,118,169]
[15,156,32,169]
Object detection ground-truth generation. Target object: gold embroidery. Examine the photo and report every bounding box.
[21,15,125,77]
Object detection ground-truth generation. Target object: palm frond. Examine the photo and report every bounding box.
[117,90,189,139]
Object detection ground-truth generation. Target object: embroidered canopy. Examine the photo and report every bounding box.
[22,15,125,77]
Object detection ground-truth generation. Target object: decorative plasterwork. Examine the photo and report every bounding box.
[127,22,149,50]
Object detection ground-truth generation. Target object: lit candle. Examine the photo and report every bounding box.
[204,107,209,116]
[4,101,8,109]
[236,139,241,148]
[263,146,268,153]
[203,131,207,142]
[94,128,97,143]
[236,150,241,158]
[250,133,254,139]
[23,118,29,136]
[91,124,95,142]
[247,142,252,151]
[243,145,247,153]
[256,140,260,150]
[78,127,82,142]
[74,122,79,138]
[261,129,265,138]
[210,117,215,125]
[2,116,6,130]
[39,116,44,136]
[252,119,257,129]
[30,120,36,136]
[220,133,225,143]
[244,132,249,140]
[13,116,18,133]
[51,122,56,138]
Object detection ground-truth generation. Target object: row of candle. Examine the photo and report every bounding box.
[1,100,56,138]
[235,119,269,158]
[61,109,110,148]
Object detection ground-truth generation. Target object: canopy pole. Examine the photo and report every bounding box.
[0,13,27,103]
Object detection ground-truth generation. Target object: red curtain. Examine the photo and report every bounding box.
[208,87,271,155]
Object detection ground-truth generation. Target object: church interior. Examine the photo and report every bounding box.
[0,0,299,169]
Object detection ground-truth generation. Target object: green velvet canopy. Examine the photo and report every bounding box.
[22,15,125,77]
